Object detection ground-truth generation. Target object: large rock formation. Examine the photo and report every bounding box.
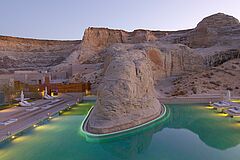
[165,13,240,48]
[76,28,167,64]
[0,36,80,72]
[84,41,207,133]
[86,44,162,134]
[66,13,240,99]
[188,13,240,48]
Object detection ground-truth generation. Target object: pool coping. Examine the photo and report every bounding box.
[80,104,167,138]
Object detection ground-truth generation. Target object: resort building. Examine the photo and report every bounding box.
[14,70,47,85]
[0,66,94,103]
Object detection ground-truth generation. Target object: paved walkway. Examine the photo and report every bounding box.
[158,94,224,104]
[0,93,81,142]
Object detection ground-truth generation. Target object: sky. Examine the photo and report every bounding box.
[1,0,240,40]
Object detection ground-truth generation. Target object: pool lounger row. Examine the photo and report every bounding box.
[211,101,240,112]
[0,118,18,126]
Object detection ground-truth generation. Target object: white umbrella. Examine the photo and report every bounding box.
[20,90,24,102]
[44,86,48,96]
[226,90,231,101]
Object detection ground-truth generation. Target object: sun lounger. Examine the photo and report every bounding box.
[211,101,231,108]
[228,108,240,114]
[49,99,62,104]
[19,101,32,107]
[41,105,53,109]
[44,95,54,100]
[0,118,18,126]
[25,107,39,112]
[9,118,18,122]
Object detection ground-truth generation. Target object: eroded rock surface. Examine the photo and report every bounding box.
[86,44,162,134]
[74,13,240,97]
[0,36,80,72]
[170,58,240,96]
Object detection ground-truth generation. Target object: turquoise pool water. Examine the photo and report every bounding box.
[1,103,240,160]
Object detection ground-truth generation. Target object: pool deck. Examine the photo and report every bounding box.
[158,94,226,104]
[0,93,81,143]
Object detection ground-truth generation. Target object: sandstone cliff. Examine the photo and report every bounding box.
[0,36,80,72]
[86,44,162,134]
[76,28,162,64]
[74,13,240,97]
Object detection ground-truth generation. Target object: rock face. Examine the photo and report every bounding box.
[171,58,240,96]
[76,28,164,64]
[86,44,162,134]
[73,13,240,100]
[0,36,80,72]
[145,43,204,81]
[82,28,158,50]
[168,13,240,49]
[188,13,240,48]
[196,13,239,29]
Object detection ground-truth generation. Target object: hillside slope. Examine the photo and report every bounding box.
[0,36,80,72]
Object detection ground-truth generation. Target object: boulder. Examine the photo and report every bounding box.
[86,45,162,134]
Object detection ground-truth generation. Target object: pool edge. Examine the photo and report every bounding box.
[80,104,167,138]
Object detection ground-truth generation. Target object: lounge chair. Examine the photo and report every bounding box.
[228,107,240,114]
[211,101,231,107]
[19,101,32,107]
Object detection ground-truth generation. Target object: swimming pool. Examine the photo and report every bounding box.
[1,103,240,160]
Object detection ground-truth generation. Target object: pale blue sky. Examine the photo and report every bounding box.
[1,0,239,40]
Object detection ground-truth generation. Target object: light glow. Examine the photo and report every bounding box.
[216,113,229,117]
[231,99,240,103]
[205,106,214,109]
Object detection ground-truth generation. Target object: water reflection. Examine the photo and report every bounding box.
[166,104,240,150]
[97,104,240,159]
[96,109,169,159]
